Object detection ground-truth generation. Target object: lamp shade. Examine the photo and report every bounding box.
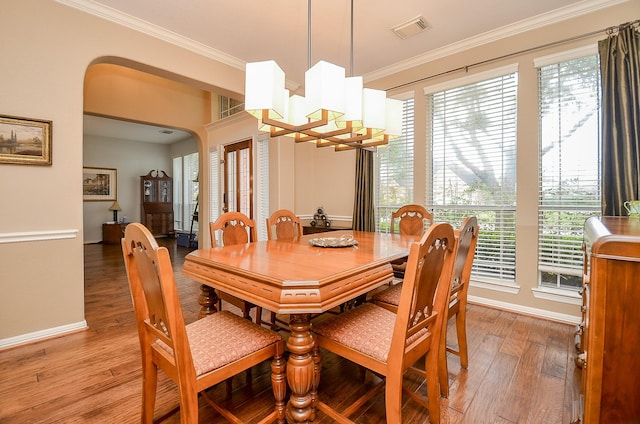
[360,88,387,135]
[109,201,121,212]
[305,60,346,122]
[245,60,286,120]
[336,76,363,131]
[385,98,404,138]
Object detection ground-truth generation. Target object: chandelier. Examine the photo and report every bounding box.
[244,0,402,151]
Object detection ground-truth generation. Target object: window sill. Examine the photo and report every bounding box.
[531,287,582,305]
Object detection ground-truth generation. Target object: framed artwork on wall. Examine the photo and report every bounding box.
[83,167,117,201]
[0,115,52,166]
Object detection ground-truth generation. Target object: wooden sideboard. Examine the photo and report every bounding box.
[302,225,351,235]
[576,216,640,423]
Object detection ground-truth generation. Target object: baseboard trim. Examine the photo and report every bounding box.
[0,320,88,350]
[468,295,581,325]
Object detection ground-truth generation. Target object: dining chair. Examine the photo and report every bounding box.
[390,204,433,278]
[263,209,303,330]
[121,222,286,424]
[266,209,303,241]
[373,216,479,397]
[312,222,456,424]
[209,212,262,324]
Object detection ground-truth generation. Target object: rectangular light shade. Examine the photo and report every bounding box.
[282,94,308,138]
[245,60,286,120]
[336,76,363,130]
[385,98,403,138]
[305,60,346,122]
[361,88,386,134]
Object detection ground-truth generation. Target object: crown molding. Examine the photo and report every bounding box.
[55,0,245,71]
[56,0,627,88]
[365,0,629,83]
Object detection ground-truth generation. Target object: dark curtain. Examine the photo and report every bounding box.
[599,22,640,216]
[352,149,375,231]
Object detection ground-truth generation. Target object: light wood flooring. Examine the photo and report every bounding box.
[0,238,582,423]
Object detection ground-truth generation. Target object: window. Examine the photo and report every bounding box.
[256,137,270,240]
[426,66,518,284]
[219,96,244,119]
[537,50,601,290]
[209,148,220,225]
[172,152,199,232]
[209,138,269,241]
[374,97,414,232]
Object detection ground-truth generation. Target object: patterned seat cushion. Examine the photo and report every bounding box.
[313,303,427,363]
[371,282,402,306]
[155,310,282,376]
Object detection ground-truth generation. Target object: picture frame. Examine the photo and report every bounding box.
[0,115,52,166]
[83,167,117,201]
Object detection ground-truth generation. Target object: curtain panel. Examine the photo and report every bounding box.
[352,149,375,231]
[599,22,640,216]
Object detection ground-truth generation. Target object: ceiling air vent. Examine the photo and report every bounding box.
[391,16,429,40]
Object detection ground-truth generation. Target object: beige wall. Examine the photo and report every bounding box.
[83,135,173,243]
[0,0,243,345]
[1,0,638,347]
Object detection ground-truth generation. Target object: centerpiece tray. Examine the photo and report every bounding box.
[308,236,358,248]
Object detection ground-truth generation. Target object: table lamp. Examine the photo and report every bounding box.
[109,201,122,222]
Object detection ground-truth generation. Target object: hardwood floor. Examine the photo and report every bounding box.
[0,238,581,423]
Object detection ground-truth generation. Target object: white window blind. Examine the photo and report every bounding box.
[172,157,183,229]
[209,148,220,225]
[538,54,601,290]
[172,153,199,232]
[426,72,517,283]
[256,137,269,241]
[375,98,415,232]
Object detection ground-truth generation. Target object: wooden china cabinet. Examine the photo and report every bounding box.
[140,170,174,236]
[575,216,640,423]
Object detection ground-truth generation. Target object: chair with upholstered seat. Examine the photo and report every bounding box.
[390,204,433,278]
[266,209,303,242]
[209,212,262,324]
[312,222,456,424]
[121,222,286,424]
[373,216,479,397]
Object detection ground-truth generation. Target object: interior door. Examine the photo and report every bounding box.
[223,139,253,218]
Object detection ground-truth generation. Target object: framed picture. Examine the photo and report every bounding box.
[83,167,117,201]
[0,115,52,165]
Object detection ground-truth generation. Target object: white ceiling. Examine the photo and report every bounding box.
[74,0,622,142]
[83,115,192,144]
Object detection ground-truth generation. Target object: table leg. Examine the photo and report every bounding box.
[285,313,315,423]
[198,284,219,318]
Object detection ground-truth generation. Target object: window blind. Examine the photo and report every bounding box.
[256,137,269,241]
[172,157,183,229]
[538,54,601,290]
[374,98,415,232]
[209,148,220,225]
[426,72,518,283]
[184,153,199,233]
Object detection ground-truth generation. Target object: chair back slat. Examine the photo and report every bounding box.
[267,209,302,241]
[391,204,433,236]
[392,222,456,353]
[210,211,257,247]
[449,216,479,304]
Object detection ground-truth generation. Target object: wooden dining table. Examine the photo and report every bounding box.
[182,230,418,423]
